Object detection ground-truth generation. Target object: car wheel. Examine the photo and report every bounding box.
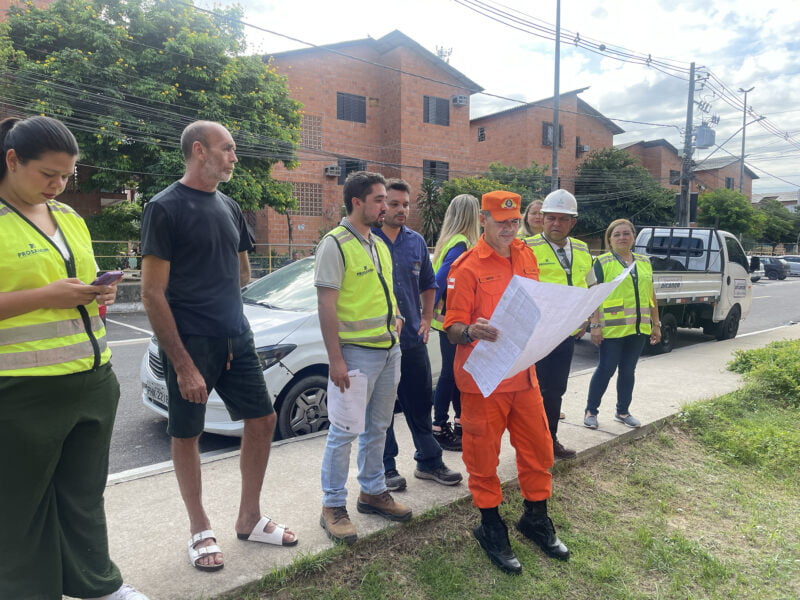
[651,313,677,354]
[767,270,778,280]
[277,374,329,439]
[715,305,741,341]
[778,273,787,280]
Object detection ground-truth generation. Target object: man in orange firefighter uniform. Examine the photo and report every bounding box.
[443,190,570,574]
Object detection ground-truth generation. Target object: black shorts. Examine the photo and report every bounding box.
[162,329,274,438]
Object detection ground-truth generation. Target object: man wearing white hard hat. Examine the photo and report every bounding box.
[523,189,593,460]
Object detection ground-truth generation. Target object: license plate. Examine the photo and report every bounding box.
[144,382,168,410]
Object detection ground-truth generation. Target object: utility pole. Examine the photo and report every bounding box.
[738,86,754,194]
[679,62,696,226]
[551,0,561,192]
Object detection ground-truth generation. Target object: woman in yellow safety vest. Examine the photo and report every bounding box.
[517,198,544,238]
[0,117,148,600]
[430,193,480,451]
[583,218,661,431]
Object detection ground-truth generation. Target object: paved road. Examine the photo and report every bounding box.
[106,277,800,474]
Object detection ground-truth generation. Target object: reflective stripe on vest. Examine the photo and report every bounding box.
[524,235,592,288]
[326,226,397,348]
[431,234,469,332]
[0,199,111,376]
[596,252,654,338]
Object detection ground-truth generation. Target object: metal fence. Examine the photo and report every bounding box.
[91,240,320,279]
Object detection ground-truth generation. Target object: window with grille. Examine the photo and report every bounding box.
[725,177,735,190]
[423,96,450,126]
[423,160,450,183]
[337,92,366,123]
[542,122,564,147]
[477,127,486,142]
[337,158,367,185]
[289,182,323,216]
[301,114,322,150]
[669,170,681,185]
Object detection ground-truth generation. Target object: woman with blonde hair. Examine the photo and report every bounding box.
[517,199,544,237]
[430,194,481,451]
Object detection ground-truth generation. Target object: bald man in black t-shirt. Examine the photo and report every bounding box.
[141,121,298,573]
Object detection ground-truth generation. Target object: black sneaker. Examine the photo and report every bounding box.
[414,464,463,486]
[433,423,462,452]
[385,469,407,492]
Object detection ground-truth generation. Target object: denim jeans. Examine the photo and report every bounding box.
[585,334,648,416]
[321,344,401,507]
[383,342,444,473]
[432,330,461,427]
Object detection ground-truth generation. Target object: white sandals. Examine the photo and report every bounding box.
[187,529,224,571]
[236,515,298,546]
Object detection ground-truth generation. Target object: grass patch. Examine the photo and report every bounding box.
[217,341,800,600]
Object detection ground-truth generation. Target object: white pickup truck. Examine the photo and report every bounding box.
[633,227,756,353]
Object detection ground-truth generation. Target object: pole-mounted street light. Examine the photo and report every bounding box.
[738,86,755,194]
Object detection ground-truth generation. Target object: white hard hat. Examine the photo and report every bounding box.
[541,189,578,216]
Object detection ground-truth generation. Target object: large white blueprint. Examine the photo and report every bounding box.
[464,265,632,397]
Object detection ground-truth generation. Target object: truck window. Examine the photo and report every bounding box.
[724,237,748,271]
[648,236,704,257]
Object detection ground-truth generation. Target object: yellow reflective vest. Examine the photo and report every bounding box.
[594,252,654,338]
[523,234,592,288]
[0,199,110,376]
[431,233,469,332]
[325,225,398,348]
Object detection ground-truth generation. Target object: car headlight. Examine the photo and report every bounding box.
[256,344,297,371]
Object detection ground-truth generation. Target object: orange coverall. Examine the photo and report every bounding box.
[443,236,554,508]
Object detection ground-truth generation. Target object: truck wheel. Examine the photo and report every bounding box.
[277,374,329,439]
[651,313,677,354]
[778,273,787,280]
[715,305,741,341]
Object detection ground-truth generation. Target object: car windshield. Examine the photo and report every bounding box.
[242,257,317,311]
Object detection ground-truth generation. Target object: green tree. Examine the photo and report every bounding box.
[439,176,504,204]
[573,148,675,235]
[84,202,142,269]
[483,161,549,204]
[1,0,301,210]
[696,188,762,237]
[416,178,445,246]
[755,198,794,242]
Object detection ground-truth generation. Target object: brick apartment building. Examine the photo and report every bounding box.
[469,88,624,192]
[259,31,622,248]
[258,30,482,248]
[620,139,758,198]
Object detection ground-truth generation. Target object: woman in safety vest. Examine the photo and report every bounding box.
[430,193,480,451]
[584,218,661,430]
[0,117,148,600]
[517,198,544,238]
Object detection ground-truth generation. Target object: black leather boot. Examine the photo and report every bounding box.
[472,519,522,574]
[516,512,570,561]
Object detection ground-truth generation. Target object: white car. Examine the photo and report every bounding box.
[779,255,800,276]
[140,257,330,439]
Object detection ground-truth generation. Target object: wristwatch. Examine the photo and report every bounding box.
[589,323,602,329]
[460,325,474,344]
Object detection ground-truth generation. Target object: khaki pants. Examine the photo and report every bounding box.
[0,364,123,600]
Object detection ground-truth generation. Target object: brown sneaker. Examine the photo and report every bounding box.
[320,506,358,545]
[553,440,577,460]
[356,491,412,522]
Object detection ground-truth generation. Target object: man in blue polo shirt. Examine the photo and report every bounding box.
[373,179,462,490]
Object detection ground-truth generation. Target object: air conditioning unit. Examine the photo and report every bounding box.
[451,95,468,106]
[324,165,342,177]
[578,144,591,152]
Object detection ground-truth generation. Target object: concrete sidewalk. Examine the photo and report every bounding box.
[89,326,799,600]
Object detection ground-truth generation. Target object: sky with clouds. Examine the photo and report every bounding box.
[214,0,800,194]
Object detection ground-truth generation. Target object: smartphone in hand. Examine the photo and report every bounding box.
[91,271,124,286]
